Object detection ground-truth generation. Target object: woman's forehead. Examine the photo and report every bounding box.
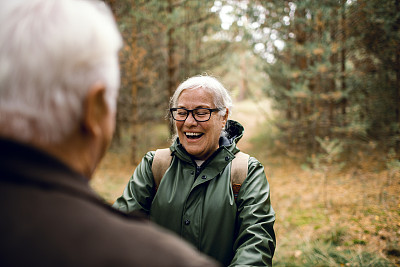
[177,87,215,105]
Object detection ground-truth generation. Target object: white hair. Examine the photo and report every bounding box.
[0,0,122,144]
[170,75,233,117]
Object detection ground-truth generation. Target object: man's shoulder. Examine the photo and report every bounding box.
[0,182,219,267]
[61,199,220,267]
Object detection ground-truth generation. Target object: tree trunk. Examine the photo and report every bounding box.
[167,0,177,137]
[340,0,347,126]
[395,0,400,157]
[130,2,139,164]
[329,6,338,135]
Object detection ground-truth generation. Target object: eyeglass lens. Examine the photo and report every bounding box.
[172,108,212,122]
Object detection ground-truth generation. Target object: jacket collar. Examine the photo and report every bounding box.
[0,137,101,204]
[0,137,152,220]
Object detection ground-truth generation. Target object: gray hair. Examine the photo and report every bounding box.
[0,0,122,144]
[169,75,233,117]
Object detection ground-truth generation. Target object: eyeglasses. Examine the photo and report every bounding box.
[170,107,222,122]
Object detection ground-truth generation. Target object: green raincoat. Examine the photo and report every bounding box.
[113,120,276,266]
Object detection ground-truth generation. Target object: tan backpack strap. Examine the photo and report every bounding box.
[152,148,172,189]
[231,151,250,200]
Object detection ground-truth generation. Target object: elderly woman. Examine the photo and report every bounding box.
[113,75,276,266]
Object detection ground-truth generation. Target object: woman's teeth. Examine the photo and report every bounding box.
[185,132,203,139]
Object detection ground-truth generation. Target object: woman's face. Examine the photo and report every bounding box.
[175,87,228,160]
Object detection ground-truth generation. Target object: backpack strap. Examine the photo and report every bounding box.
[231,152,250,200]
[152,148,172,190]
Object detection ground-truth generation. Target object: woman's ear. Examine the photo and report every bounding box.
[82,82,107,137]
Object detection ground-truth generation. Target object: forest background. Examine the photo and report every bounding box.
[92,0,400,266]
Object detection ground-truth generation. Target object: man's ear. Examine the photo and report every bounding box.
[82,82,107,136]
[222,108,229,126]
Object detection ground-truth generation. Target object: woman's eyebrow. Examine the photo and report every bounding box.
[176,105,212,109]
[196,105,212,108]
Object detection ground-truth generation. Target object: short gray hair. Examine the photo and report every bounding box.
[170,75,233,117]
[0,0,122,144]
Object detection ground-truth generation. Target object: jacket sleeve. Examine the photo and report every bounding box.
[230,157,276,267]
[112,151,156,214]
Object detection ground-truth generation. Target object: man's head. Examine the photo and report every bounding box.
[0,0,122,177]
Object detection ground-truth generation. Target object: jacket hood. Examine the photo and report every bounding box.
[219,120,244,147]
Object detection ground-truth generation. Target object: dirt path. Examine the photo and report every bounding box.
[230,99,272,151]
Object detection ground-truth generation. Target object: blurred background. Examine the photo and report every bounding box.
[92,0,400,266]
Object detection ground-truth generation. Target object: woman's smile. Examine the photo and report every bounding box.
[184,132,204,139]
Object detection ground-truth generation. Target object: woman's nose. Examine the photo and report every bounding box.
[184,111,198,125]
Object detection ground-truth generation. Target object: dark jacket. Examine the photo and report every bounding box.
[0,138,220,267]
[114,120,276,266]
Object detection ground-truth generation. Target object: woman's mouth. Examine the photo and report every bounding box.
[185,132,204,139]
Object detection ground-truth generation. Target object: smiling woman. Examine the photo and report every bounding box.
[113,75,276,266]
[173,87,227,160]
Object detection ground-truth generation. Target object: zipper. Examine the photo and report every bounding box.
[195,165,201,176]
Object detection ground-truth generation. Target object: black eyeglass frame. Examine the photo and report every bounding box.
[169,107,223,122]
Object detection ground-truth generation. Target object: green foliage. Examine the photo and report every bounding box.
[310,137,345,168]
[106,0,400,161]
[287,208,328,228]
[386,149,400,170]
[242,0,400,159]
[275,238,395,267]
[320,226,347,246]
[107,0,232,124]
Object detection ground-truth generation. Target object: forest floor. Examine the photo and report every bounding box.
[92,99,400,266]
